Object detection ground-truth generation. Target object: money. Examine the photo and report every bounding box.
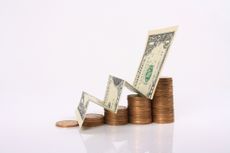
[128,94,152,124]
[75,76,138,128]
[75,26,177,129]
[104,106,128,125]
[133,26,177,99]
[55,120,78,128]
[103,75,125,113]
[152,77,174,123]
[75,92,104,128]
[82,113,104,127]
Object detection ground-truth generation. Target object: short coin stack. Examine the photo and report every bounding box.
[56,120,78,128]
[152,77,174,123]
[128,94,152,124]
[83,113,104,127]
[104,106,128,125]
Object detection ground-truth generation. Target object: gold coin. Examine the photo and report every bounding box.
[128,94,146,100]
[85,113,104,119]
[56,120,78,128]
[129,119,152,124]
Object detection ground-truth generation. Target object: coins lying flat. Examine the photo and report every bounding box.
[104,106,128,125]
[128,94,152,124]
[152,77,174,123]
[83,113,104,127]
[56,120,78,128]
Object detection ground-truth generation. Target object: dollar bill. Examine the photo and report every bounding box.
[75,91,103,128]
[76,76,137,128]
[75,76,126,128]
[76,26,177,129]
[103,75,125,113]
[102,75,147,113]
[124,81,144,96]
[133,26,177,99]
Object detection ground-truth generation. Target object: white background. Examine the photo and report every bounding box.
[0,0,230,153]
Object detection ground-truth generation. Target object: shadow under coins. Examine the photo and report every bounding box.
[79,124,174,153]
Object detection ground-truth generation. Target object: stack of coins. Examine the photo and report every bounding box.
[152,77,174,123]
[83,113,104,127]
[128,94,152,124]
[104,106,128,125]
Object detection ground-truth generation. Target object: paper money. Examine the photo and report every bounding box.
[103,75,124,113]
[76,76,130,127]
[75,91,103,128]
[133,26,177,99]
[75,26,177,129]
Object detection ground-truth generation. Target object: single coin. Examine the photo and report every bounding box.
[85,113,104,119]
[128,94,150,101]
[129,120,152,123]
[56,120,78,128]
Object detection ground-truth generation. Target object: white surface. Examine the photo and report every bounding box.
[0,92,230,153]
[0,0,230,153]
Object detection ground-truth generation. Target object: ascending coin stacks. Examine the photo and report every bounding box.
[56,77,175,128]
[127,77,174,124]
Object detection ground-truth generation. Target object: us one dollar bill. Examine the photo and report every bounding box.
[75,76,124,128]
[102,75,145,113]
[133,26,177,99]
[76,26,177,129]
[103,75,124,113]
[75,91,103,128]
[76,76,141,128]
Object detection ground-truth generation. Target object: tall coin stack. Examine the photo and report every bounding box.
[128,94,152,124]
[152,77,174,123]
[104,106,128,125]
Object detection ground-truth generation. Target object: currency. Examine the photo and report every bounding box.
[55,120,78,128]
[75,26,177,129]
[82,113,104,127]
[128,94,152,124]
[104,106,128,125]
[133,26,177,99]
[152,77,174,123]
[75,92,103,128]
[75,76,142,128]
[103,75,125,113]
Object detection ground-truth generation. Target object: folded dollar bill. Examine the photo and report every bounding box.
[76,26,178,128]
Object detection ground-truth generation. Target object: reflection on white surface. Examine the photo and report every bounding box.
[80,124,174,153]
